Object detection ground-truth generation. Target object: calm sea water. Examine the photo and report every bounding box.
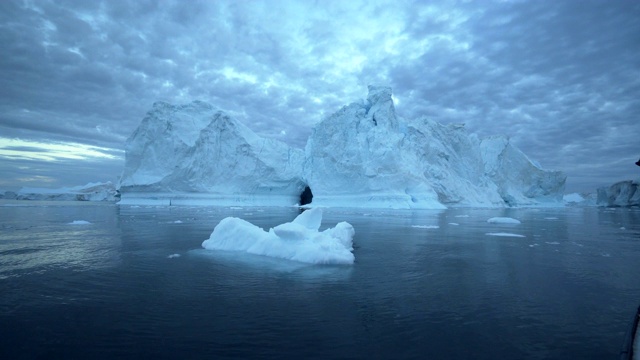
[0,201,639,359]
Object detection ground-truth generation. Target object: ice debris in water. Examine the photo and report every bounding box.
[411,225,439,229]
[487,217,521,224]
[486,232,525,238]
[167,254,181,259]
[202,208,355,265]
[68,220,91,225]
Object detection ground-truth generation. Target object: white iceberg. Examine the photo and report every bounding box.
[68,220,91,225]
[487,217,521,224]
[119,86,566,208]
[486,232,525,238]
[480,136,565,206]
[304,85,565,208]
[201,208,355,265]
[119,101,305,206]
[411,225,440,229]
[596,179,640,207]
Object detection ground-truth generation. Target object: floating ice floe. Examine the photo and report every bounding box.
[202,208,355,265]
[167,254,181,259]
[411,225,440,229]
[68,220,91,225]
[486,232,525,238]
[487,217,521,224]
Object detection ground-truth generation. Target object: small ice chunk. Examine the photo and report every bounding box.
[173,220,183,224]
[545,241,560,245]
[455,215,470,218]
[412,225,439,229]
[487,217,521,224]
[202,209,355,265]
[69,220,91,225]
[448,223,459,226]
[167,254,181,258]
[486,232,525,238]
[544,217,559,220]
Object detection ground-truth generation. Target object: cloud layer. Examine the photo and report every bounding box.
[1,0,638,192]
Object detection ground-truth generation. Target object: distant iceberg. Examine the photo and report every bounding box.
[201,208,355,265]
[563,192,596,207]
[1,182,118,201]
[68,220,91,225]
[596,179,640,207]
[119,86,566,208]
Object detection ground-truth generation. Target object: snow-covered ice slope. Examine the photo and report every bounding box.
[480,136,566,206]
[119,101,306,205]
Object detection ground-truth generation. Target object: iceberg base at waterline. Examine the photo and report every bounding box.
[201,208,355,265]
[118,192,300,206]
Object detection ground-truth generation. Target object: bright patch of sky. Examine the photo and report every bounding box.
[0,138,121,162]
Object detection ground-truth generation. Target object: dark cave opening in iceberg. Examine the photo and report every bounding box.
[299,186,313,206]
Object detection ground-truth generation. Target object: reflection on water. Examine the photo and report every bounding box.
[0,203,121,279]
[0,202,639,359]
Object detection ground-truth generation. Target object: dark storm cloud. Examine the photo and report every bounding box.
[0,0,638,192]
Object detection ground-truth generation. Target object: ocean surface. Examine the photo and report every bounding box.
[0,201,639,359]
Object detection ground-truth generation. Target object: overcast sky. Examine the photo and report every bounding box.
[0,0,638,193]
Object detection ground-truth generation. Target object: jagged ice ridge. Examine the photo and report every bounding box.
[118,86,566,208]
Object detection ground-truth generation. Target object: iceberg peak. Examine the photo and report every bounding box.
[365,85,398,130]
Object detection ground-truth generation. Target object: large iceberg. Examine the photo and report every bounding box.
[118,86,566,208]
[480,136,566,205]
[304,86,565,208]
[596,179,640,207]
[201,208,355,264]
[119,101,305,205]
